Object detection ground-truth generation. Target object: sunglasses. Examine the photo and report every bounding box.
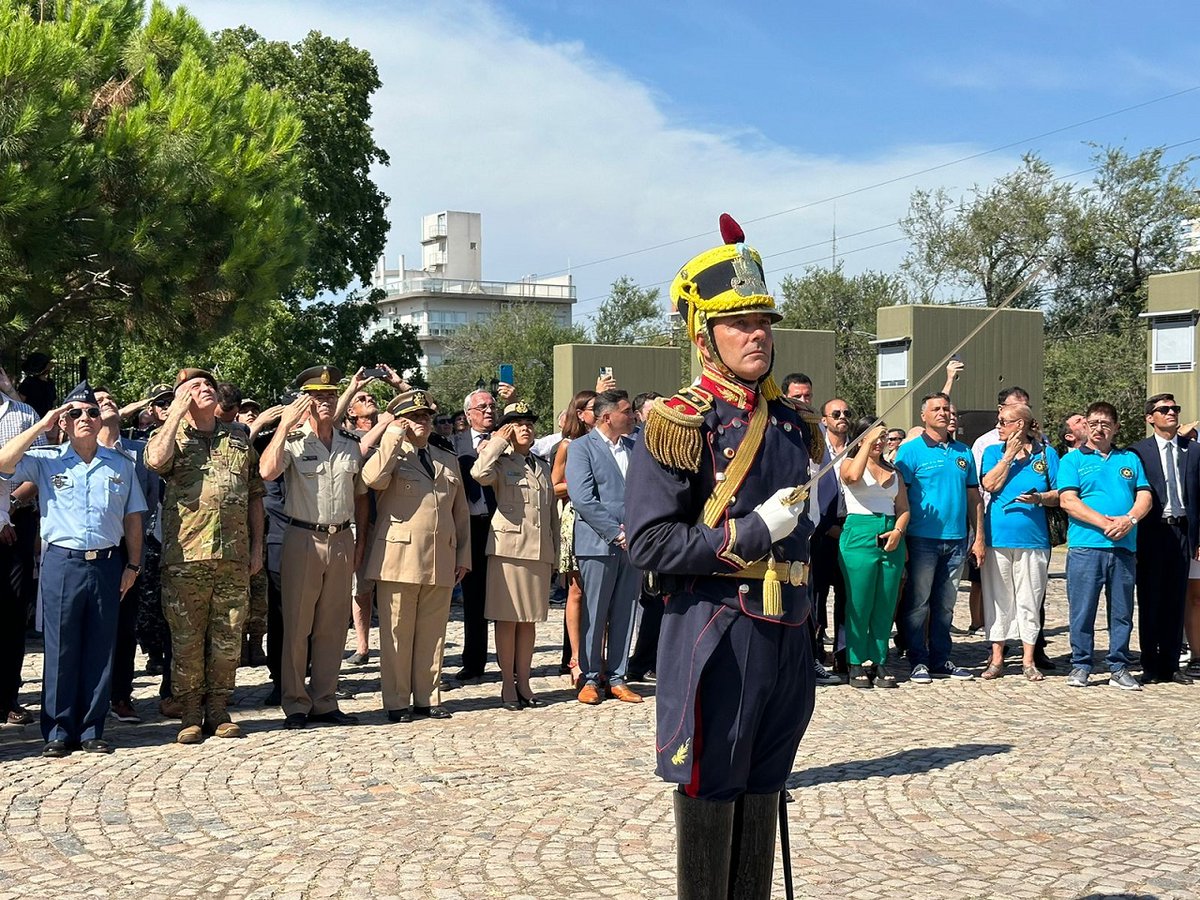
[1153,405,1182,415]
[67,407,101,420]
[826,409,851,419]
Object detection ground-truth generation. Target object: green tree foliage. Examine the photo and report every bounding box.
[1043,327,1145,449]
[777,264,908,417]
[0,0,309,345]
[429,303,587,423]
[70,292,422,404]
[592,276,668,345]
[901,154,1069,308]
[213,26,390,297]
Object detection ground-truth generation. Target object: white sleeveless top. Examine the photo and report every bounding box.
[842,463,900,516]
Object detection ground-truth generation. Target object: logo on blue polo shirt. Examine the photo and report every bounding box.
[1119,467,1134,479]
[1032,459,1047,474]
[956,458,967,470]
[51,474,68,490]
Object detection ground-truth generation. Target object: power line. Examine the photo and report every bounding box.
[540,85,1200,280]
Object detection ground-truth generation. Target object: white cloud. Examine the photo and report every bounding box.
[186,0,1019,324]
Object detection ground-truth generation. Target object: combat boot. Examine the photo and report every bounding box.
[204,694,243,738]
[728,792,780,900]
[176,696,204,744]
[673,790,734,900]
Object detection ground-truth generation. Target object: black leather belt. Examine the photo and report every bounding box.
[288,518,352,534]
[1165,515,1188,527]
[48,545,119,560]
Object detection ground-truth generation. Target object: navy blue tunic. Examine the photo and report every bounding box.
[626,372,817,801]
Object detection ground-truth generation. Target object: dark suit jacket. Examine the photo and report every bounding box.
[1183,438,1200,556]
[1128,436,1195,528]
[454,429,496,514]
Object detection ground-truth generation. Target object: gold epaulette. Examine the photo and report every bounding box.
[644,389,712,473]
[799,409,825,463]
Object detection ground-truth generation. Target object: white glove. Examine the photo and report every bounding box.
[754,487,807,543]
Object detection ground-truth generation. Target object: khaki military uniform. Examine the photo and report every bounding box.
[149,423,264,709]
[278,425,363,716]
[470,436,558,622]
[363,428,470,711]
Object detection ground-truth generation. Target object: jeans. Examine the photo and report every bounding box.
[1065,546,1135,672]
[901,536,968,669]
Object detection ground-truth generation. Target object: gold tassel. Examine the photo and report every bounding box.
[762,565,783,616]
[644,399,703,472]
[760,374,782,401]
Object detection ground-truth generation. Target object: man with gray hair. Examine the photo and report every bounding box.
[452,388,498,680]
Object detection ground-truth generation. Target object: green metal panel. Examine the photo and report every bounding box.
[874,305,1044,442]
[1145,271,1200,430]
[553,344,683,423]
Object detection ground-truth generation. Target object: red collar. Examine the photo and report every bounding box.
[697,366,758,412]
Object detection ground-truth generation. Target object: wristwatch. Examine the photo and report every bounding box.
[1127,514,1138,525]
[126,563,142,575]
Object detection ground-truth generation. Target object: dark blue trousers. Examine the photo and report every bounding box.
[41,546,123,744]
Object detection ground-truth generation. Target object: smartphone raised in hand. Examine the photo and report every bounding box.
[498,363,514,385]
[362,367,389,380]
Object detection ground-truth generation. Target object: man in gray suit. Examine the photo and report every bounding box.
[565,389,642,705]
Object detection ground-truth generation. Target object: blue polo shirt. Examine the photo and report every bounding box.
[894,433,979,540]
[982,443,1059,549]
[1055,445,1149,551]
[3,443,147,550]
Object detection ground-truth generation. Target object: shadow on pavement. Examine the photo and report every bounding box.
[788,742,1013,788]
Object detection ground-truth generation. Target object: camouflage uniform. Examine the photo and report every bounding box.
[149,423,264,732]
[247,570,268,638]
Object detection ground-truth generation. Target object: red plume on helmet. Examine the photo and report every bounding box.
[718,213,745,245]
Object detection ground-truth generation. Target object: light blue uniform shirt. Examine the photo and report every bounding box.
[4,444,147,550]
[982,443,1059,549]
[1055,445,1149,551]
[894,434,979,541]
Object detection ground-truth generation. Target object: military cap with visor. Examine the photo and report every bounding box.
[387,390,436,417]
[498,400,538,426]
[293,365,342,393]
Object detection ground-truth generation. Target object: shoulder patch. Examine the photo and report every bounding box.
[644,393,705,473]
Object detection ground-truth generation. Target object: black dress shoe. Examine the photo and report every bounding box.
[283,712,308,729]
[453,668,484,682]
[308,709,359,726]
[387,708,413,723]
[80,738,114,754]
[1169,671,1194,685]
[41,741,70,758]
[517,693,544,709]
[413,706,453,719]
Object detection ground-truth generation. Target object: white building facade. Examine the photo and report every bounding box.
[370,211,575,370]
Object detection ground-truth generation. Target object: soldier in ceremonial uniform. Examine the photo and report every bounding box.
[361,390,470,721]
[259,365,367,729]
[146,369,265,744]
[626,215,821,899]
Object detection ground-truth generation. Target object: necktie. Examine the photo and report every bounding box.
[418,447,435,479]
[525,454,536,473]
[1166,441,1183,514]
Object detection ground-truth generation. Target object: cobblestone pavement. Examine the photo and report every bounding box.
[2,554,1200,899]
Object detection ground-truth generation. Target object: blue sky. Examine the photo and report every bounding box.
[187,1,1200,325]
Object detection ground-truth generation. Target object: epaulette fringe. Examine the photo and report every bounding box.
[644,398,704,473]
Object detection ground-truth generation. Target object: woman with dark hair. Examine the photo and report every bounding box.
[979,404,1058,681]
[838,417,910,688]
[552,389,597,685]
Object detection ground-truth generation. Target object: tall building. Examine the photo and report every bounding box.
[370,211,575,370]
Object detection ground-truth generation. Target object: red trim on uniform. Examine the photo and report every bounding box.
[685,695,704,798]
[656,606,728,754]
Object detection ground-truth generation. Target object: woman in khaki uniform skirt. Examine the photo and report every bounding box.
[471,401,559,710]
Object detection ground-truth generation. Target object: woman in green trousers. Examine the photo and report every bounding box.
[838,419,910,688]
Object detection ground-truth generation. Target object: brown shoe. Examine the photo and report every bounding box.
[605,683,644,703]
[159,697,182,719]
[176,724,203,744]
[577,683,603,705]
[6,705,34,726]
[212,721,243,738]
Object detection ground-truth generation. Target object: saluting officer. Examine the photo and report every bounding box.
[0,381,146,757]
[626,215,821,899]
[361,390,470,722]
[259,365,367,730]
[146,369,265,744]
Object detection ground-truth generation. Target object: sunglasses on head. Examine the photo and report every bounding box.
[67,407,101,420]
[1153,405,1182,415]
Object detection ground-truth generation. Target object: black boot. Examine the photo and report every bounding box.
[729,792,779,899]
[674,791,734,900]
